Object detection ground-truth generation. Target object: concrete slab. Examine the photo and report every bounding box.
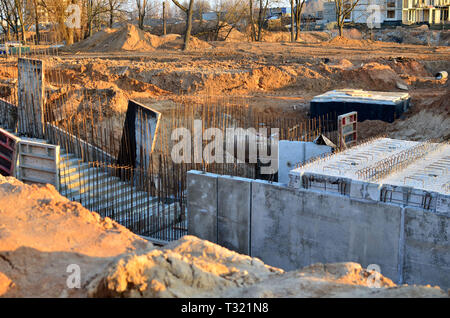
[217,175,252,255]
[187,171,218,243]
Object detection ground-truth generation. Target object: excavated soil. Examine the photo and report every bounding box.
[0,176,447,298]
[66,24,211,53]
[0,30,448,142]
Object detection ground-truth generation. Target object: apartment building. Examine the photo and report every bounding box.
[402,0,450,24]
[323,0,449,25]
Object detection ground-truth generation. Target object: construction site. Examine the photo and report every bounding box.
[0,21,448,298]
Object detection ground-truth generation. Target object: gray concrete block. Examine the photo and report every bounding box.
[403,207,450,290]
[366,182,381,201]
[251,179,302,270]
[280,141,331,185]
[304,143,332,162]
[187,171,218,243]
[350,180,381,202]
[288,172,302,189]
[436,194,450,215]
[349,180,367,200]
[217,175,252,255]
[278,141,304,185]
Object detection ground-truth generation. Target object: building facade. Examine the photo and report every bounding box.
[402,0,450,24]
[323,0,449,25]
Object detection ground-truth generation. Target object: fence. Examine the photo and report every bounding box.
[71,161,187,242]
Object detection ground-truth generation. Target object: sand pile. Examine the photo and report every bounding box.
[359,90,450,142]
[0,176,447,298]
[262,31,291,42]
[219,27,246,42]
[66,25,205,52]
[147,34,181,47]
[343,62,407,91]
[0,176,151,297]
[68,24,156,52]
[299,32,332,43]
[159,36,212,50]
[90,240,446,298]
[324,36,373,48]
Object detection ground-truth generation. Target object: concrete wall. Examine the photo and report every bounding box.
[278,141,332,184]
[187,171,218,243]
[250,180,402,281]
[217,176,252,255]
[188,171,450,290]
[403,207,450,288]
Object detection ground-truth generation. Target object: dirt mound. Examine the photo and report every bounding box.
[262,31,291,42]
[68,24,155,52]
[159,36,211,50]
[343,62,407,91]
[0,176,447,298]
[220,28,247,42]
[325,36,373,48]
[90,241,447,298]
[147,33,181,48]
[0,176,151,297]
[66,28,117,52]
[299,32,332,43]
[227,263,445,298]
[359,90,450,141]
[89,236,282,297]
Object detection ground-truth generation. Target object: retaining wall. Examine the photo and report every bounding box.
[187,171,450,290]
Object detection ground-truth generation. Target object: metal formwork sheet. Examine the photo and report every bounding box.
[0,128,20,176]
[338,111,358,149]
[117,100,161,170]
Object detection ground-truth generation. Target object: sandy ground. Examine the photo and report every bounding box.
[0,176,447,298]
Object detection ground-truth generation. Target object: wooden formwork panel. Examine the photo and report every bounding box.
[17,58,45,138]
[16,140,60,189]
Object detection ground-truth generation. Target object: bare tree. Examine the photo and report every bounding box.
[29,0,41,44]
[289,0,294,42]
[85,0,109,38]
[0,0,27,43]
[293,0,305,41]
[335,0,360,37]
[248,0,255,41]
[162,1,166,35]
[193,0,210,24]
[14,0,26,43]
[106,0,127,28]
[205,0,246,41]
[256,0,268,41]
[136,0,148,29]
[0,0,17,41]
[171,0,194,51]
